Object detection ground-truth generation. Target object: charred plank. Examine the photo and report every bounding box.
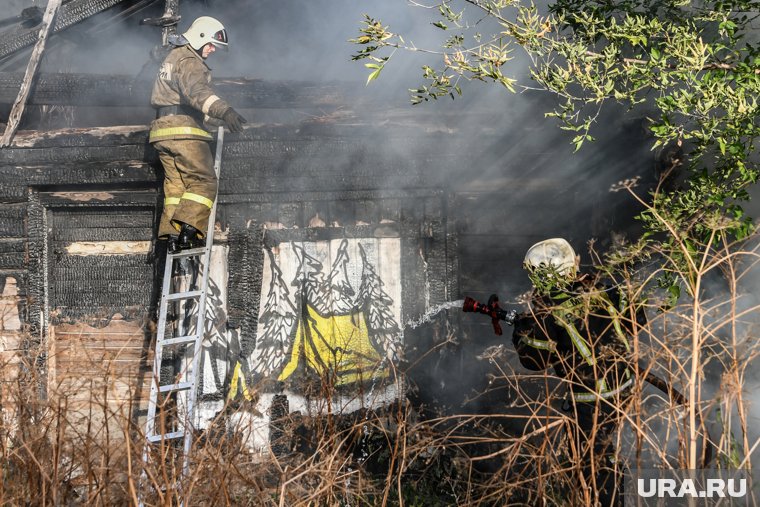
[0,73,354,108]
[0,0,132,61]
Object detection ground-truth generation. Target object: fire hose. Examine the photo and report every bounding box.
[462,294,713,467]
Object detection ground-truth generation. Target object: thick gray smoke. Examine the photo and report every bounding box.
[14,0,652,403]
[6,0,38,12]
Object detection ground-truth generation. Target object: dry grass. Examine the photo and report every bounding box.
[2,215,759,506]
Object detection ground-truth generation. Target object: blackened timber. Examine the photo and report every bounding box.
[7,125,149,148]
[2,123,460,152]
[26,190,45,338]
[0,164,156,198]
[0,0,131,61]
[49,204,154,322]
[39,190,156,208]
[159,0,179,47]
[444,194,459,303]
[216,189,444,205]
[0,146,148,166]
[277,202,301,229]
[226,228,263,356]
[0,73,354,108]
[422,196,448,307]
[218,175,430,195]
[1,0,62,148]
[0,126,152,166]
[400,209,426,328]
[0,240,26,270]
[0,204,25,237]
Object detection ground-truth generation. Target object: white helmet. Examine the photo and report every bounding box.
[524,238,577,277]
[182,16,228,51]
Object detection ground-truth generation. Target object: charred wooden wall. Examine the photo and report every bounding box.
[0,127,155,422]
[0,122,466,417]
[0,102,650,423]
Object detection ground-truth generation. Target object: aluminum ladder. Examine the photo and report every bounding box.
[142,126,224,499]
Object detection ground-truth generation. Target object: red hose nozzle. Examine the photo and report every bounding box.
[462,296,480,313]
[461,294,516,336]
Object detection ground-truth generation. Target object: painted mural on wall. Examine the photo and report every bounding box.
[194,237,405,447]
[253,237,402,389]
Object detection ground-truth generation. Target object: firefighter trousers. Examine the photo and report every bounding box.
[153,138,216,238]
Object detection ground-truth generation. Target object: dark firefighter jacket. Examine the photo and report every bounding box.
[512,279,646,403]
[149,45,232,143]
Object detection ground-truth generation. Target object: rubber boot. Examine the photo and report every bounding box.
[167,235,180,253]
[178,223,202,250]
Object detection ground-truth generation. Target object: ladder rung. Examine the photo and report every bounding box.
[147,431,184,443]
[165,290,202,301]
[160,334,199,347]
[159,381,193,393]
[169,247,206,259]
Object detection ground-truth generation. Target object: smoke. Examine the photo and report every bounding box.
[717,237,760,470]
[36,0,653,406]
[5,0,39,12]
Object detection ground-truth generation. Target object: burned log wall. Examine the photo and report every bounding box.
[0,111,650,429]
[0,0,132,62]
[0,123,463,423]
[0,126,158,420]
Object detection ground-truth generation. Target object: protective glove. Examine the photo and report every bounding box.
[222,107,246,133]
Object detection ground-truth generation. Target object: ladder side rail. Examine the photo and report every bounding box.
[181,126,224,476]
[139,239,180,507]
[145,248,179,438]
[173,257,196,438]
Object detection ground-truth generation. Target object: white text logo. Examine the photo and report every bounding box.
[637,478,746,498]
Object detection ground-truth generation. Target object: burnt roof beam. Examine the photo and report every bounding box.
[0,73,352,109]
[0,0,134,61]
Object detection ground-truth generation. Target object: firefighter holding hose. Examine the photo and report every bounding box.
[149,16,247,251]
[464,238,645,505]
[513,238,645,505]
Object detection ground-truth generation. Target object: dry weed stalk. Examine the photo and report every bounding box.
[2,210,759,505]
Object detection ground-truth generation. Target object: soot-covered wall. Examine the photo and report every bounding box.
[0,120,465,441]
[0,85,653,449]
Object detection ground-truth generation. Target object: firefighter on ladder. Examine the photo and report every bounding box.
[149,16,246,251]
[512,238,645,506]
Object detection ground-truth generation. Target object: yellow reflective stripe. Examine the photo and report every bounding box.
[149,126,213,141]
[181,192,214,209]
[164,197,180,206]
[607,304,631,352]
[573,375,634,402]
[521,336,557,352]
[553,313,595,366]
[598,292,632,352]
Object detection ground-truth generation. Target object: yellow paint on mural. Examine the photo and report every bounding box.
[278,305,388,385]
[228,361,254,401]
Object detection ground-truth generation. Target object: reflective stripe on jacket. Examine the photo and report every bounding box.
[149,45,231,142]
[149,124,214,143]
[513,283,644,404]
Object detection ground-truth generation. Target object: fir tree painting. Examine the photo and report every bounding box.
[252,248,297,379]
[357,243,402,362]
[264,238,401,388]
